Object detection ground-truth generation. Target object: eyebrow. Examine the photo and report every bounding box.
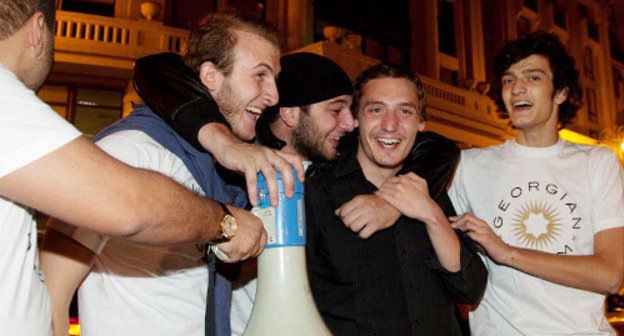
[328,98,350,105]
[503,68,547,76]
[254,63,276,74]
[363,101,416,108]
[363,101,387,107]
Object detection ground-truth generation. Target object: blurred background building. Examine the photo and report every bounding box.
[41,0,624,156]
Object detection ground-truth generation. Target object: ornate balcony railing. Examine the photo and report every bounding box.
[296,41,513,146]
[54,10,189,61]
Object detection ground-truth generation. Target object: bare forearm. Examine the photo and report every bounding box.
[40,228,96,336]
[198,123,236,156]
[424,210,461,272]
[0,137,224,244]
[506,248,622,294]
[116,167,223,245]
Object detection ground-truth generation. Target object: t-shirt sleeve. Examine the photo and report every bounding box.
[590,147,624,233]
[0,69,81,179]
[448,150,471,215]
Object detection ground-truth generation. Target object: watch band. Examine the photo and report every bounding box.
[218,201,231,215]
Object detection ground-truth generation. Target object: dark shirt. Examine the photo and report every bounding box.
[305,146,487,336]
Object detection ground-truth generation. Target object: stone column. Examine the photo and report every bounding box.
[266,0,314,52]
[408,0,439,79]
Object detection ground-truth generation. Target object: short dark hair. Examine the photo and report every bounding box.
[352,62,426,120]
[491,30,582,127]
[0,0,55,40]
[184,12,280,75]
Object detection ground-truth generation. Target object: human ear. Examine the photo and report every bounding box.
[279,107,300,128]
[554,87,569,105]
[199,61,223,93]
[27,12,46,57]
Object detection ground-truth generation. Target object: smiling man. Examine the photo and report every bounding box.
[305,63,487,336]
[449,31,624,336]
[254,52,356,163]
[40,13,284,336]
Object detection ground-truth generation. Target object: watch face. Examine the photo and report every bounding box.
[223,215,237,238]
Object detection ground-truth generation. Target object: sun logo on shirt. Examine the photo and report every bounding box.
[510,200,562,250]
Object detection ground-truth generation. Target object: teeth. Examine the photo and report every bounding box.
[246,107,262,114]
[513,101,532,108]
[330,136,340,141]
[378,138,400,146]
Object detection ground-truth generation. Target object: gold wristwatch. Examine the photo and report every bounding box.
[214,202,237,242]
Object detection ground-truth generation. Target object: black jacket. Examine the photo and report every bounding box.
[305,147,487,336]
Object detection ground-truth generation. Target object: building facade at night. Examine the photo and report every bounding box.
[41,0,624,155]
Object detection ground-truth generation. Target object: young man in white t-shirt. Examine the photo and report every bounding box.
[0,1,300,334]
[449,31,624,335]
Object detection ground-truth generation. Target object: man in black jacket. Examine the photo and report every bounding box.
[305,63,487,336]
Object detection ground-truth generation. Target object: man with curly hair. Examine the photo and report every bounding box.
[450,31,624,335]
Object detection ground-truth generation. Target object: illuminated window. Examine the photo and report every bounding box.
[72,88,122,138]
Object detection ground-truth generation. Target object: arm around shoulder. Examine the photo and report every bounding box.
[0,136,224,244]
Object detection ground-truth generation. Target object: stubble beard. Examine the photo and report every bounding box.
[291,113,332,162]
[28,34,55,92]
[213,79,248,140]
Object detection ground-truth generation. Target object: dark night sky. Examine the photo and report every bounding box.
[314,0,410,45]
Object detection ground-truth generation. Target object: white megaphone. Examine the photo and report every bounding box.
[244,170,332,336]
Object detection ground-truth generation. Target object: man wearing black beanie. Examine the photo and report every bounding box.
[255,52,356,163]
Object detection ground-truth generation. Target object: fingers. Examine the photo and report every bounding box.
[450,213,489,236]
[259,162,279,207]
[343,212,367,232]
[262,149,305,204]
[375,189,397,208]
[217,207,267,262]
[269,151,295,200]
[381,174,428,194]
[245,171,259,207]
[335,197,361,218]
[251,228,267,258]
[276,152,305,183]
[358,224,379,239]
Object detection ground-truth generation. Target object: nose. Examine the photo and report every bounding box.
[263,79,279,107]
[511,78,526,95]
[381,110,399,132]
[338,110,356,132]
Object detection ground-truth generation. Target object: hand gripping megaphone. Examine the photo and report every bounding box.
[244,170,332,336]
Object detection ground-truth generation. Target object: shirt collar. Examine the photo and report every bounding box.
[333,144,362,178]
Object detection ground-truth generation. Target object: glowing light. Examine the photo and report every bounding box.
[559,129,598,146]
[69,317,81,336]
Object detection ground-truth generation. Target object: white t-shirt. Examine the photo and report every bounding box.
[53,130,209,336]
[449,139,624,336]
[0,63,81,336]
[230,160,312,336]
